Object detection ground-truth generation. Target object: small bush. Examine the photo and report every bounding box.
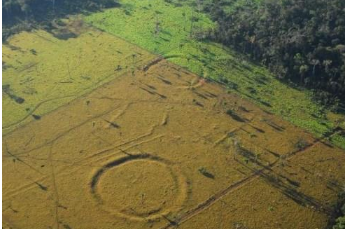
[294,138,309,150]
[333,216,345,229]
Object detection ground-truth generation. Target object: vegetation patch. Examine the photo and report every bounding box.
[3,59,345,229]
[85,0,345,149]
[2,1,345,229]
[2,22,155,134]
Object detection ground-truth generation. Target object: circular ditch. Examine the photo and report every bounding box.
[90,153,187,221]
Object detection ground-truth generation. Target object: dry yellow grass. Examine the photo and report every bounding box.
[3,59,345,229]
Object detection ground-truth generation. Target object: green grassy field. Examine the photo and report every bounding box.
[2,24,154,134]
[85,0,345,149]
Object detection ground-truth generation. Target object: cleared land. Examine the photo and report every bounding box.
[2,17,155,134]
[3,58,345,229]
[2,1,345,228]
[85,0,345,149]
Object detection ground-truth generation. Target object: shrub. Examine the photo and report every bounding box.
[333,216,345,229]
[294,138,309,150]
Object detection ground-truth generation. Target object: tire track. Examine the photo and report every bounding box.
[3,95,76,130]
[2,54,156,136]
[3,108,164,199]
[5,103,125,158]
[48,143,61,229]
[160,130,339,229]
[3,140,44,175]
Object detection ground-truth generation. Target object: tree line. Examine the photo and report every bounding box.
[207,0,345,107]
[2,0,119,40]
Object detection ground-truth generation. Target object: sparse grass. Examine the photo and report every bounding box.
[85,0,345,149]
[3,48,345,229]
[85,0,214,55]
[331,133,345,150]
[2,25,154,134]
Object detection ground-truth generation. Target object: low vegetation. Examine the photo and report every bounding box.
[4,59,344,229]
[333,195,345,229]
[85,0,345,149]
[2,0,345,228]
[3,0,344,148]
[2,24,154,134]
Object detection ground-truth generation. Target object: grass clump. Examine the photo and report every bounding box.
[198,167,215,179]
[333,217,345,229]
[294,138,309,151]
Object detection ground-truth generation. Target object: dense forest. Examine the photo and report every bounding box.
[207,0,345,106]
[2,0,119,40]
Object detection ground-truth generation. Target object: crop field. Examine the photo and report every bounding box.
[85,0,345,149]
[2,17,155,134]
[3,58,345,229]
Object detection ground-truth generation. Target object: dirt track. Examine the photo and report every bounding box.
[3,59,345,229]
